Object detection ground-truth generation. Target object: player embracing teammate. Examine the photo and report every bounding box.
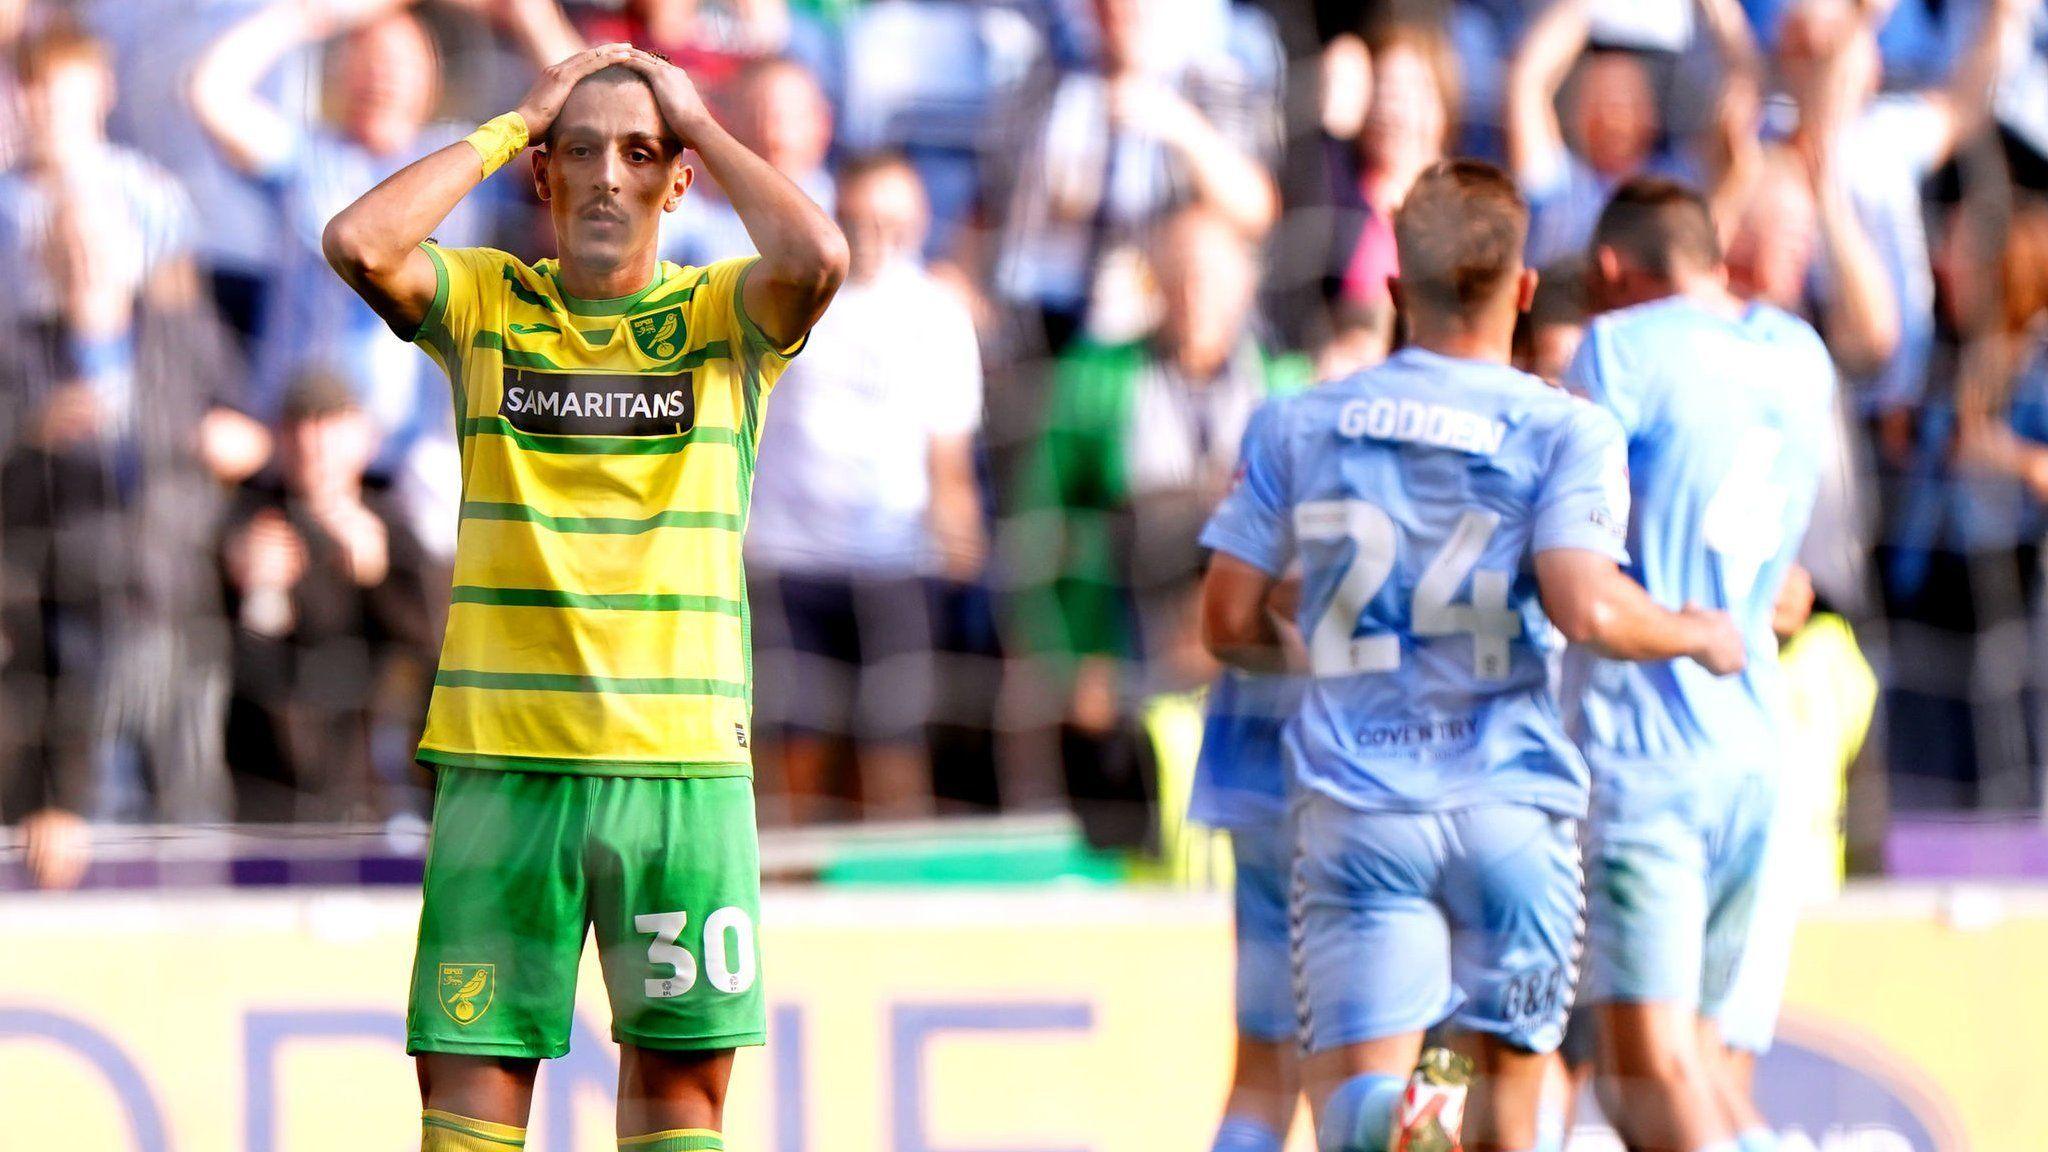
[1199,160,1755,1152]
[1565,180,1834,1152]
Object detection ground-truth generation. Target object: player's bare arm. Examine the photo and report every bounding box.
[321,44,634,335]
[1535,548,1748,674]
[1201,554,1303,675]
[620,50,848,347]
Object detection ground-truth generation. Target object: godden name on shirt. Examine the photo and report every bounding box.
[1338,397,1508,457]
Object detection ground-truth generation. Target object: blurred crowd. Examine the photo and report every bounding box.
[5,0,2048,884]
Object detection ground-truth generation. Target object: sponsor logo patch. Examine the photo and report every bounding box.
[499,368,696,437]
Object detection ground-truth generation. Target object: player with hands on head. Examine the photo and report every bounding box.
[1199,159,1740,1152]
[323,40,846,1152]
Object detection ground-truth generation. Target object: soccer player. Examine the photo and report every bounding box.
[1192,398,1308,1152]
[1566,178,1834,1152]
[1199,159,1743,1152]
[1704,564,1815,1152]
[322,43,847,1152]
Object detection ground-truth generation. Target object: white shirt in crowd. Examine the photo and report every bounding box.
[746,258,984,577]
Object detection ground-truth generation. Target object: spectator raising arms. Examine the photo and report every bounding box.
[1769,0,2029,445]
[190,0,582,476]
[986,0,1278,352]
[1507,0,1762,267]
[2,23,240,885]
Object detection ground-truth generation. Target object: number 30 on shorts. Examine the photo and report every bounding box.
[634,907,758,999]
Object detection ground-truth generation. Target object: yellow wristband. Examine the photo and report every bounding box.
[464,112,529,178]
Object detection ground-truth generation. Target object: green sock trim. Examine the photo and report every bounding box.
[619,1130,723,1152]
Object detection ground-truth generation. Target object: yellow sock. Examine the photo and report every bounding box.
[421,1109,526,1151]
[620,1129,723,1152]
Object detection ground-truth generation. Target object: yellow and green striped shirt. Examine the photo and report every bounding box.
[409,243,800,776]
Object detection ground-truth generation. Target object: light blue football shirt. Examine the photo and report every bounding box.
[1192,399,1305,830]
[1190,667,1303,829]
[1201,347,1631,818]
[1564,296,1836,774]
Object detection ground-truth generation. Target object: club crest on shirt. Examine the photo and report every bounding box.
[629,306,687,360]
[500,367,697,437]
[438,962,495,1026]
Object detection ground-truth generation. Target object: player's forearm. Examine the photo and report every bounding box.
[1204,616,1294,673]
[1200,561,1294,673]
[688,120,848,336]
[1553,575,1714,662]
[324,143,485,280]
[323,138,494,338]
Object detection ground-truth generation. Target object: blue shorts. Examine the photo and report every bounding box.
[1583,767,1774,1014]
[1290,793,1583,1054]
[1715,802,1798,1053]
[1230,816,1297,1043]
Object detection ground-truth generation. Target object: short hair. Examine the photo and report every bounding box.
[1528,259,1588,330]
[541,64,668,149]
[280,368,362,423]
[1514,259,1588,365]
[1592,177,1723,279]
[1392,159,1529,317]
[16,23,109,85]
[836,150,919,191]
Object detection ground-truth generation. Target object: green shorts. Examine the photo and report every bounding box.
[406,767,765,1058]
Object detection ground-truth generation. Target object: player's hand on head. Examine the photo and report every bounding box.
[1681,604,1747,676]
[620,48,714,149]
[515,42,638,140]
